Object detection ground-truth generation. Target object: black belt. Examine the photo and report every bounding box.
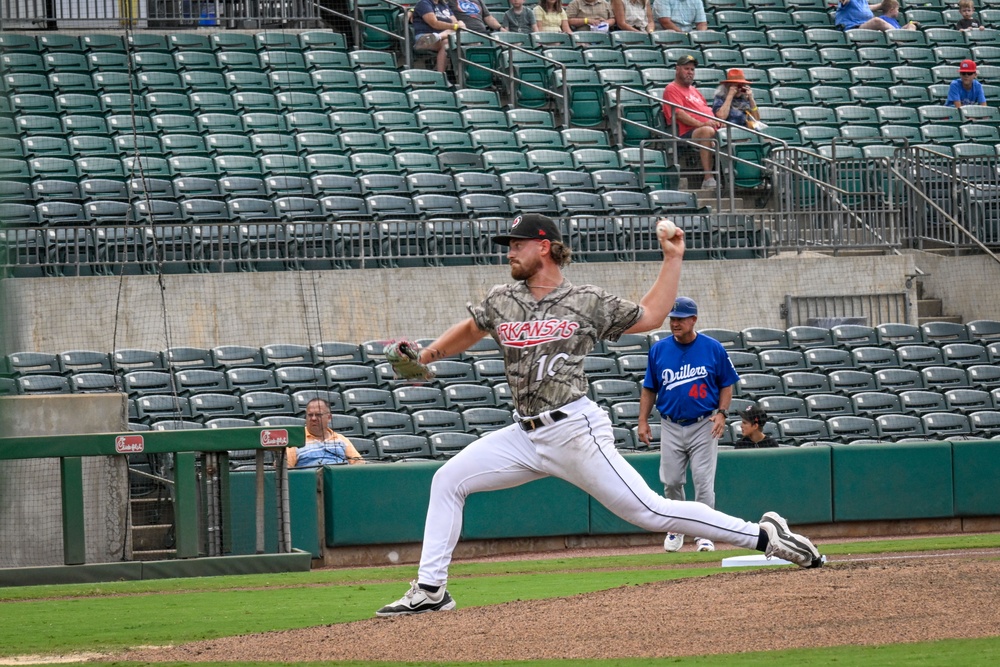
[518,410,568,431]
[667,413,712,427]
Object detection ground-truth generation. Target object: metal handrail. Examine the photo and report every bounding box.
[453,29,569,123]
[314,0,413,68]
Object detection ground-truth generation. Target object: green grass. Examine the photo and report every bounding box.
[1,534,998,663]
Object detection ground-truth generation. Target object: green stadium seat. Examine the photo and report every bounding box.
[848,85,891,106]
[856,46,899,66]
[886,29,928,47]
[809,67,853,88]
[839,125,882,144]
[920,123,960,145]
[771,86,812,107]
[21,135,71,158]
[889,84,932,107]
[925,27,964,45]
[299,30,348,52]
[256,30,301,51]
[451,173,499,198]
[190,92,236,112]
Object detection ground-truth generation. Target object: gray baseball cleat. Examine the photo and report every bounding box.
[759,512,823,568]
[376,580,456,617]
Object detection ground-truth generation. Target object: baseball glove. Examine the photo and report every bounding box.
[383,340,435,381]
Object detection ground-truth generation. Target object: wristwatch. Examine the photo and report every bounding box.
[711,409,726,418]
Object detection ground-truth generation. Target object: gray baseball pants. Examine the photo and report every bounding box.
[659,418,718,509]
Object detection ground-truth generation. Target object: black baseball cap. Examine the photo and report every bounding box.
[492,214,563,246]
[676,55,698,67]
[740,404,769,427]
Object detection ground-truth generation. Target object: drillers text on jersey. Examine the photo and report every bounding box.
[496,319,580,347]
[661,364,710,390]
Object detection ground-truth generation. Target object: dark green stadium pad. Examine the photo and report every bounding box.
[324,461,437,545]
[832,442,954,521]
[715,447,832,525]
[588,452,669,535]
[952,440,1000,516]
[0,553,312,588]
[589,448,832,536]
[464,477,589,539]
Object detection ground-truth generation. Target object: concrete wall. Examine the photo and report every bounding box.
[0,253,931,353]
[0,394,129,567]
[906,252,1000,322]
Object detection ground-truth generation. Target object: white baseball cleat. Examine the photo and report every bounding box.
[695,538,715,552]
[663,533,684,552]
[759,512,823,568]
[376,580,456,617]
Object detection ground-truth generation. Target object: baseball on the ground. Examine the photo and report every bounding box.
[656,218,678,240]
[387,550,399,563]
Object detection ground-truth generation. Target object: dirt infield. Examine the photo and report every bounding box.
[119,554,1000,663]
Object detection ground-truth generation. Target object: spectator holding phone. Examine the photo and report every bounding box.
[711,68,761,130]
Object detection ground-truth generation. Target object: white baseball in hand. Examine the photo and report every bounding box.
[656,218,678,241]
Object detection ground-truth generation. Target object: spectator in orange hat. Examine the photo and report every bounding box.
[946,60,988,108]
[711,68,761,130]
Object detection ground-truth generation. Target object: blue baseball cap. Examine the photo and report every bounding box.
[668,297,698,318]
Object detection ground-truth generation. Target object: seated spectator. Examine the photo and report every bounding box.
[534,0,572,33]
[955,0,987,31]
[662,55,722,189]
[413,0,466,73]
[653,0,708,33]
[711,69,762,130]
[946,59,988,108]
[287,399,366,467]
[449,0,503,33]
[566,0,616,32]
[734,404,779,449]
[835,0,916,31]
[502,0,537,33]
[612,0,656,32]
[878,0,918,29]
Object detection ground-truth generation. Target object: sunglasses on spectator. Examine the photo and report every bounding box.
[961,72,975,76]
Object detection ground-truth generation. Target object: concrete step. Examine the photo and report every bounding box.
[917,298,944,318]
[685,186,745,210]
[918,315,964,325]
[132,524,174,551]
[131,549,177,561]
[130,497,173,526]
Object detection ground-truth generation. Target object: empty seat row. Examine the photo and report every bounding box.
[730,343,1000,375]
[773,411,1000,444]
[705,321,1000,351]
[0,101,515,138]
[0,152,673,192]
[0,31,349,56]
[4,127,616,161]
[755,389,1000,420]
[737,366,1000,399]
[2,174,698,210]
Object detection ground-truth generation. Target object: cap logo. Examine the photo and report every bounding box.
[512,215,523,228]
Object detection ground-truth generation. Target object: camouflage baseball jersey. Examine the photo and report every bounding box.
[468,280,642,416]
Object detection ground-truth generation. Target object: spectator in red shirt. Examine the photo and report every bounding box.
[662,55,722,189]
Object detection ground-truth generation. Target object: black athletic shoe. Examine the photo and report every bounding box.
[760,512,823,568]
[375,580,457,617]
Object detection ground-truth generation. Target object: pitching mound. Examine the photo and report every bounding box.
[120,556,1000,662]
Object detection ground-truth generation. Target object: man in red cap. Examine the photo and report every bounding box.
[662,55,722,190]
[946,60,987,108]
[711,68,761,130]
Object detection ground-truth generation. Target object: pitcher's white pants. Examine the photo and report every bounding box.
[417,396,761,586]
